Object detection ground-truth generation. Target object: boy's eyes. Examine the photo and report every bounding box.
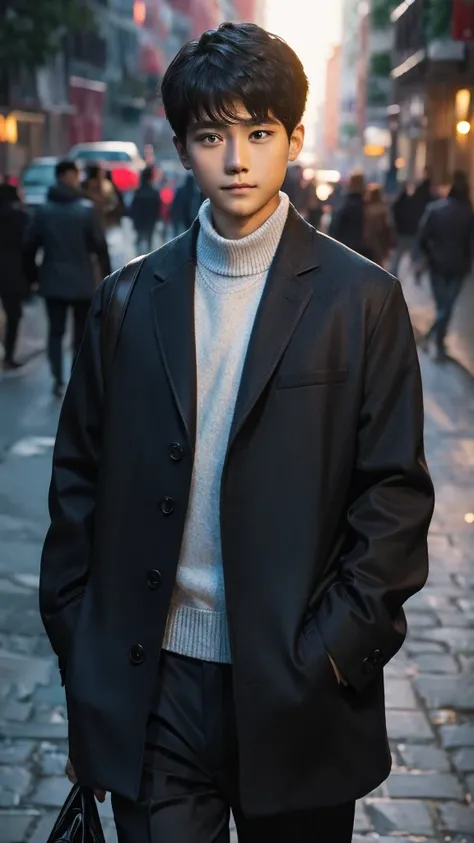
[196,130,273,145]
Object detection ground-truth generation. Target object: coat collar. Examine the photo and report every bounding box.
[149,204,320,454]
[150,202,319,283]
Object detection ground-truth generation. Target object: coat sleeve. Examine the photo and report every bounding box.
[315,278,434,693]
[39,284,106,677]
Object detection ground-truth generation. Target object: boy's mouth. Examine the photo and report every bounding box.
[221,183,257,192]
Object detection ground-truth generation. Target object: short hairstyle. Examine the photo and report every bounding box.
[55,159,78,180]
[349,172,365,195]
[161,22,308,142]
[367,183,382,203]
[141,165,154,185]
[85,164,102,180]
[0,183,19,204]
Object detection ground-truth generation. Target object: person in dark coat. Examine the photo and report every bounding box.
[328,172,371,257]
[0,184,33,370]
[40,24,434,843]
[171,172,203,234]
[25,159,110,396]
[389,183,420,276]
[418,170,474,361]
[129,166,161,253]
[412,167,435,221]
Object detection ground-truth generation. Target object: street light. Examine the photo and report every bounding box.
[455,89,471,135]
[456,120,471,135]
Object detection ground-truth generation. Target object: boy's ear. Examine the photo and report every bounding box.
[173,136,192,170]
[288,124,305,163]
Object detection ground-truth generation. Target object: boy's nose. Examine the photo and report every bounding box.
[224,141,248,174]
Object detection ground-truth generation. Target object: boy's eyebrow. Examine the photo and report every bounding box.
[189,116,280,131]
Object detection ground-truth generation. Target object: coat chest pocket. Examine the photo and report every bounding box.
[276,368,348,390]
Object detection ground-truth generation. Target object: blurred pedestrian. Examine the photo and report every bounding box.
[389,183,420,277]
[328,171,371,257]
[413,166,435,219]
[129,166,161,254]
[363,184,394,267]
[105,170,126,227]
[307,181,324,229]
[0,184,33,370]
[171,172,203,233]
[82,164,120,230]
[159,178,176,240]
[24,159,110,396]
[418,170,474,362]
[42,23,433,843]
[282,163,312,218]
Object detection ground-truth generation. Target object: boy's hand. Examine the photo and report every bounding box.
[66,758,106,803]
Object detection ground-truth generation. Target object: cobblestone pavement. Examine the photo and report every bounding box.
[0,276,473,842]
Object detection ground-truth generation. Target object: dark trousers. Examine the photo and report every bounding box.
[0,294,23,363]
[112,651,355,843]
[428,272,464,350]
[45,298,91,386]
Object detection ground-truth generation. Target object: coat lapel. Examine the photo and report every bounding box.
[150,223,198,452]
[228,207,320,448]
[148,206,320,455]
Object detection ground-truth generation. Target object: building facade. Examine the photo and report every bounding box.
[391,0,474,188]
[323,45,342,164]
[337,0,365,174]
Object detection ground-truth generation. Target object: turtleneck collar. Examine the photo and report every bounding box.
[197,192,290,278]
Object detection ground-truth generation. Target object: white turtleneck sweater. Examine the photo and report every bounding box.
[162,192,290,663]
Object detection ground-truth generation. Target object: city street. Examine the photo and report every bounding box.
[0,269,473,843]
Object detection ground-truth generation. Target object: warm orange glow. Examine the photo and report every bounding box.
[455,88,471,121]
[133,0,146,26]
[364,144,385,157]
[0,115,18,143]
[457,120,471,135]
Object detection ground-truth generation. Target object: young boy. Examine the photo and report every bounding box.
[40,23,434,843]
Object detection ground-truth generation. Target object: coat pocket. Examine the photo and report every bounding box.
[276,368,348,390]
[301,616,341,689]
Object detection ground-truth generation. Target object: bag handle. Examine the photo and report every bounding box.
[102,254,145,379]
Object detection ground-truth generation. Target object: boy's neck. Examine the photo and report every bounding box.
[210,192,281,240]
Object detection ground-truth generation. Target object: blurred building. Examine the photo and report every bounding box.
[390,0,474,190]
[323,45,342,166]
[337,0,365,174]
[359,1,393,181]
[67,0,108,149]
[0,0,263,175]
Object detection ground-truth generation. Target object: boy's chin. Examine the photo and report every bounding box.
[211,193,276,218]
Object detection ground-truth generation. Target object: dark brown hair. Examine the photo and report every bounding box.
[161,23,309,142]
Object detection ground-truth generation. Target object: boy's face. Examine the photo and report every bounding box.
[175,105,304,224]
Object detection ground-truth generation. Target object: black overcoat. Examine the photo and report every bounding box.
[40,207,434,815]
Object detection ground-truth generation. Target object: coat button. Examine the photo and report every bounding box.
[168,443,183,462]
[129,644,145,665]
[160,496,175,515]
[370,648,383,665]
[147,569,162,590]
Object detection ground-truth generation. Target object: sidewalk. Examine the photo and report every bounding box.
[401,260,474,379]
[0,302,473,841]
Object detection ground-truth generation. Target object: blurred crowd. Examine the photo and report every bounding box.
[0,158,202,393]
[1,157,472,393]
[285,163,474,365]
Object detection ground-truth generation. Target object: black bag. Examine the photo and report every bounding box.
[45,784,106,843]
